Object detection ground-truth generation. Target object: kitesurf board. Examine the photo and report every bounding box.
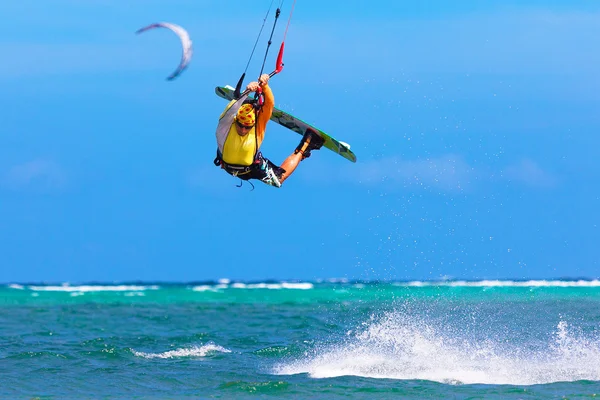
[215,85,357,163]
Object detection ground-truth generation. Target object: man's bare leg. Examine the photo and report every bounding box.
[279,151,304,184]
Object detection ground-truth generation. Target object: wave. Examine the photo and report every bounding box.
[23,284,160,292]
[399,279,600,287]
[5,279,600,291]
[132,343,231,359]
[4,280,600,300]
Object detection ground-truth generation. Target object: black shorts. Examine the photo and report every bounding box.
[222,152,284,187]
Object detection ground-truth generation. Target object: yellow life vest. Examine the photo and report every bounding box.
[221,123,257,166]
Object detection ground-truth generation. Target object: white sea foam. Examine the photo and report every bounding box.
[27,284,159,292]
[225,282,313,290]
[11,280,600,294]
[250,284,280,289]
[274,312,600,385]
[395,280,600,287]
[192,284,227,292]
[281,282,313,290]
[133,343,231,359]
[8,284,24,290]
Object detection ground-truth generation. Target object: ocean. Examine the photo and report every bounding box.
[1,280,600,399]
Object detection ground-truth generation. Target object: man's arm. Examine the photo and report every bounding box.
[256,77,274,146]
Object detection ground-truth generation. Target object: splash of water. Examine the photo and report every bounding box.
[274,312,600,385]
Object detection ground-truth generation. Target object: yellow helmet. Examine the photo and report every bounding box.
[236,104,256,126]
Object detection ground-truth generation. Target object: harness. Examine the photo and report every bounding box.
[213,150,262,178]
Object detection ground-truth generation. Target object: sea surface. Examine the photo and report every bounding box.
[1,279,600,399]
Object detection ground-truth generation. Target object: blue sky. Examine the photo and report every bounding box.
[1,0,599,283]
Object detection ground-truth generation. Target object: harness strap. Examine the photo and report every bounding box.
[214,149,261,177]
[213,151,222,167]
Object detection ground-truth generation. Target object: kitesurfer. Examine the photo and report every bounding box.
[214,74,323,188]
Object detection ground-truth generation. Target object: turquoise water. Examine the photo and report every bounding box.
[2,280,600,398]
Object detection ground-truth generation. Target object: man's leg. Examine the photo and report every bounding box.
[249,156,282,188]
[278,153,303,184]
[279,129,324,184]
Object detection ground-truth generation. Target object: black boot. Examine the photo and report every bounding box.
[295,129,324,159]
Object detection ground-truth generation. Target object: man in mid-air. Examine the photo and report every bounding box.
[214,74,323,188]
